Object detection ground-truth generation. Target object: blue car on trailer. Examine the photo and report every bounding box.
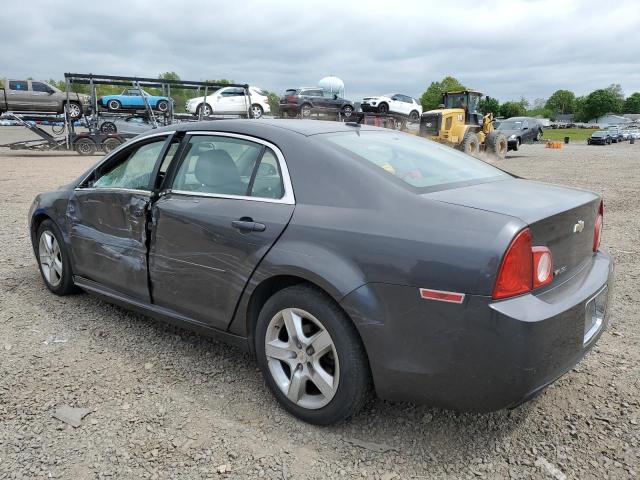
[99,88,172,112]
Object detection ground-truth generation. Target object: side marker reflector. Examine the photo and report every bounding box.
[419,288,465,304]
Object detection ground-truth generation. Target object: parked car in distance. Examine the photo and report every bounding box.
[624,127,640,140]
[605,126,624,143]
[0,79,90,119]
[99,114,157,136]
[185,86,270,119]
[98,89,172,112]
[587,130,612,145]
[496,117,544,151]
[29,119,613,425]
[360,94,422,121]
[279,88,354,118]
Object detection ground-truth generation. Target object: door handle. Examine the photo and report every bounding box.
[231,218,266,233]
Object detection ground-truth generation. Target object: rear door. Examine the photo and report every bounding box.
[149,132,295,330]
[68,134,178,301]
[6,80,31,110]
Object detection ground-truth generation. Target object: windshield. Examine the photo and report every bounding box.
[497,120,523,130]
[321,131,509,191]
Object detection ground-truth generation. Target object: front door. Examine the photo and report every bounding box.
[149,133,295,330]
[68,134,176,301]
[30,81,59,110]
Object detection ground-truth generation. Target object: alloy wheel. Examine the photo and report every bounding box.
[251,105,263,118]
[264,308,340,409]
[66,103,81,119]
[38,230,63,287]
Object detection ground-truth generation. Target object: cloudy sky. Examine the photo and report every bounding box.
[2,0,639,102]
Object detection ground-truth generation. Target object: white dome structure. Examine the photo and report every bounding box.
[319,76,345,97]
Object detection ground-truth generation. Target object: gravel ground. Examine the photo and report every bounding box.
[1,126,638,479]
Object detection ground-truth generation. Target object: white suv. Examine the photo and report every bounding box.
[360,94,422,121]
[186,86,271,118]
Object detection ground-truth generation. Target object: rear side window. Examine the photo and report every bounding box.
[172,135,284,199]
[322,131,509,191]
[9,81,28,91]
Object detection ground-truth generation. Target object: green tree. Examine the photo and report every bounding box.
[499,101,526,118]
[582,89,622,122]
[606,83,624,112]
[478,96,500,115]
[623,92,640,113]
[545,89,575,115]
[573,96,588,122]
[420,76,465,111]
[266,92,280,115]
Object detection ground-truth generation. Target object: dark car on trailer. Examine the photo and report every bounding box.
[29,119,613,425]
[279,88,354,118]
[496,116,544,151]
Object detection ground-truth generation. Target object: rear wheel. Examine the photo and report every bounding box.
[36,219,77,295]
[408,110,420,122]
[535,129,543,141]
[107,99,121,111]
[102,137,122,153]
[255,285,371,425]
[156,100,169,112]
[100,121,117,134]
[461,132,480,156]
[512,138,521,151]
[485,131,508,159]
[74,138,97,155]
[341,105,354,118]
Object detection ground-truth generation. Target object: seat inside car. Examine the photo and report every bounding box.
[192,149,247,196]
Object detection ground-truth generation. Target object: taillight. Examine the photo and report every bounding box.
[492,228,554,300]
[593,199,603,252]
[287,96,296,103]
[493,229,533,299]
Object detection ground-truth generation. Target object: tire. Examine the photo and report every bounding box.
[485,131,508,159]
[107,99,121,111]
[300,103,312,118]
[512,138,521,151]
[65,102,82,120]
[535,129,543,141]
[35,219,77,295]
[607,138,612,145]
[74,138,97,155]
[341,105,354,118]
[378,102,389,114]
[100,121,117,134]
[461,131,480,156]
[102,137,122,153]
[250,104,264,119]
[408,110,420,122]
[156,100,169,112]
[587,139,591,145]
[197,103,212,116]
[255,285,371,425]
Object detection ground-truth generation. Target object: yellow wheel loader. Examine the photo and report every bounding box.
[419,90,507,159]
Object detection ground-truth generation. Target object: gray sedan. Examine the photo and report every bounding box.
[29,119,613,424]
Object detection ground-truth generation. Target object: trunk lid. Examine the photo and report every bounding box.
[426,178,601,277]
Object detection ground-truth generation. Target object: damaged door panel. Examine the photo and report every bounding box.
[67,135,172,302]
[68,189,151,301]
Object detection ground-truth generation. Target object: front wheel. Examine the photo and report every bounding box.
[197,103,212,116]
[255,285,371,425]
[341,105,353,118]
[485,131,508,159]
[535,129,543,141]
[36,220,77,295]
[74,138,97,155]
[300,104,312,118]
[102,137,122,153]
[65,102,82,120]
[107,99,121,111]
[156,100,169,112]
[378,102,389,114]
[100,121,117,134]
[461,132,480,156]
[250,104,264,119]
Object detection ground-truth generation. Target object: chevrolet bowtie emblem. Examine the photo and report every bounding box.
[573,220,585,233]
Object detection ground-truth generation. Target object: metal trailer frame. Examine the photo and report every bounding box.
[1,74,252,154]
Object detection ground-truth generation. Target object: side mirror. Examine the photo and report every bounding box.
[334,94,338,100]
[48,90,55,95]
[523,126,529,130]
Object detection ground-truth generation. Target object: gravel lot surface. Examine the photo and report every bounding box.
[1,126,638,479]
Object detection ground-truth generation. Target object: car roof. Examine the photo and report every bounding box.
[144,119,379,137]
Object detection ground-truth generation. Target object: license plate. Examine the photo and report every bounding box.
[584,286,608,344]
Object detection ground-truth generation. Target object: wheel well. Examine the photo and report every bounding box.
[245,275,343,356]
[30,213,50,246]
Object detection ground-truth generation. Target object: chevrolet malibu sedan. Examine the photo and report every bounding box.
[29,119,613,425]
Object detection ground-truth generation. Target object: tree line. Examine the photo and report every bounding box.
[420,76,640,121]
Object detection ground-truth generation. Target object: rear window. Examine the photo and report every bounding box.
[285,89,297,96]
[322,131,509,191]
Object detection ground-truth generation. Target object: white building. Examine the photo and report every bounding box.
[588,114,631,128]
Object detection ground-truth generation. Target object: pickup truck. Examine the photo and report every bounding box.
[0,79,90,119]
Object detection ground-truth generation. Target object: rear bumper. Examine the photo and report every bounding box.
[278,104,300,114]
[340,251,614,412]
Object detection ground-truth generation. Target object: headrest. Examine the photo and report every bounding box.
[194,149,240,187]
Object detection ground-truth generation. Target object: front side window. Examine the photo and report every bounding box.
[322,131,509,191]
[9,81,28,91]
[92,138,167,190]
[32,82,53,93]
[172,135,284,199]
